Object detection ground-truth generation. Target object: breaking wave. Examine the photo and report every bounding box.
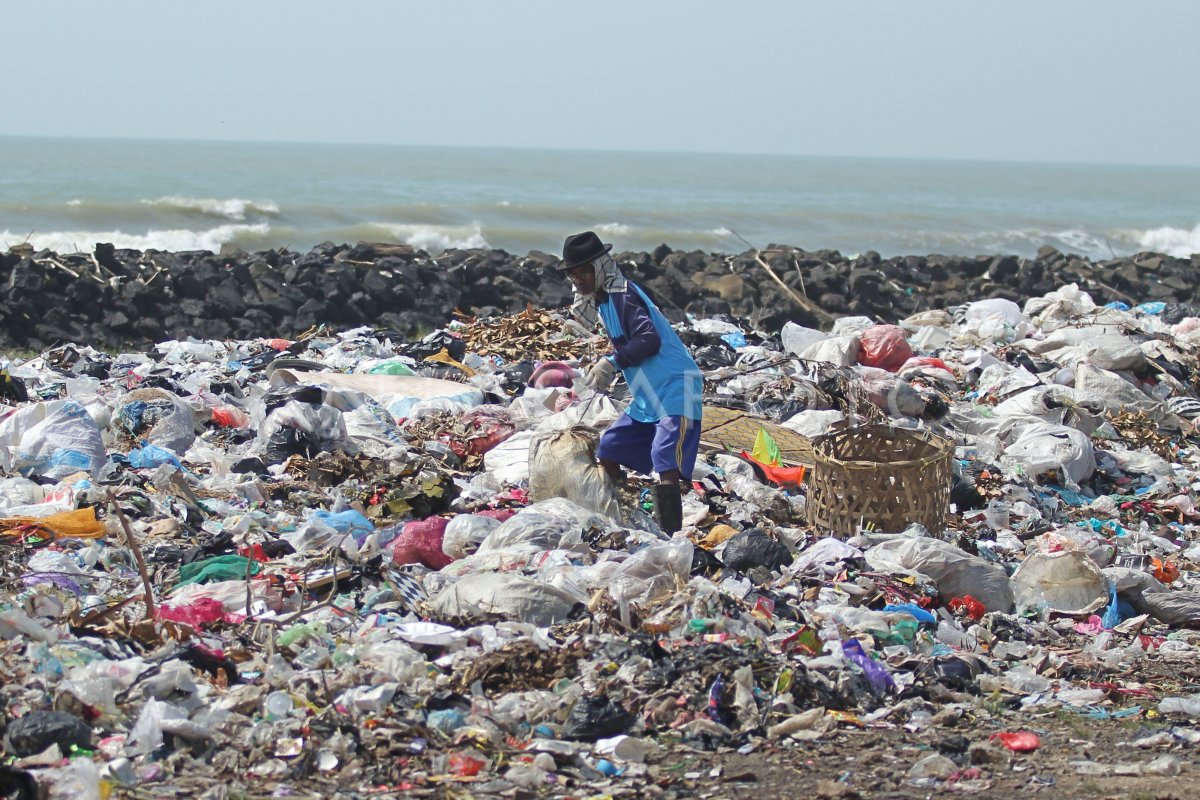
[141,196,280,221]
[367,223,490,252]
[594,222,632,237]
[1137,223,1200,258]
[0,223,273,254]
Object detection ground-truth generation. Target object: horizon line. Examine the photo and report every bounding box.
[1,132,1195,172]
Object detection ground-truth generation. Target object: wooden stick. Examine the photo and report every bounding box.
[753,251,834,323]
[107,491,157,620]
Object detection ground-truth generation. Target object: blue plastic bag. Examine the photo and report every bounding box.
[313,509,375,543]
[883,603,937,625]
[126,444,183,470]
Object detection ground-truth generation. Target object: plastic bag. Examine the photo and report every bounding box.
[780,323,828,357]
[484,431,533,486]
[126,443,184,470]
[449,406,517,457]
[609,539,694,606]
[391,517,453,569]
[799,334,861,366]
[562,696,637,741]
[1140,591,1200,628]
[528,426,621,520]
[1011,551,1108,614]
[964,298,1028,341]
[857,325,914,373]
[442,514,502,559]
[865,536,1014,612]
[539,392,623,432]
[1000,421,1095,487]
[114,389,196,454]
[259,399,349,460]
[429,572,580,626]
[2,710,92,757]
[476,507,584,555]
[0,399,106,479]
[721,528,792,572]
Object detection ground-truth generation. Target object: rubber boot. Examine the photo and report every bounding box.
[653,482,683,534]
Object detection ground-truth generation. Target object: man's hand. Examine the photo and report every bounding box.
[584,357,617,391]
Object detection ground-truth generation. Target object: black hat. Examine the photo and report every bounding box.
[558,231,613,270]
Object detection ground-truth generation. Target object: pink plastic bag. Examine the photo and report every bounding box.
[898,356,954,377]
[857,325,914,372]
[474,508,516,523]
[391,517,453,569]
[158,597,242,627]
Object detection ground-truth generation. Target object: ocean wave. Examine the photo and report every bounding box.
[0,223,272,254]
[142,196,280,221]
[594,222,632,237]
[367,223,490,253]
[1137,223,1200,258]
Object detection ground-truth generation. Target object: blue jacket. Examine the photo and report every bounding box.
[597,281,703,422]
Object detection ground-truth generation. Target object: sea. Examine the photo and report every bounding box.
[2,135,1198,261]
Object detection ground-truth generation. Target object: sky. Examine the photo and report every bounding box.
[5,1,1200,166]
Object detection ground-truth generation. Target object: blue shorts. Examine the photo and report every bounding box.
[596,413,702,479]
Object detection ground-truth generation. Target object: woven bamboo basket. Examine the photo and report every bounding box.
[806,424,953,538]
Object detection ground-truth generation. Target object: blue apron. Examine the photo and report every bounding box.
[599,282,703,423]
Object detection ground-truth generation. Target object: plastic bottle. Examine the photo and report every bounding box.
[295,645,330,670]
[1158,696,1200,717]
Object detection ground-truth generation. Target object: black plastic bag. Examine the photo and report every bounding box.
[262,426,321,463]
[562,696,636,741]
[721,528,792,572]
[2,711,92,758]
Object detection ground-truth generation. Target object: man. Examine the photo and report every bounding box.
[557,231,703,534]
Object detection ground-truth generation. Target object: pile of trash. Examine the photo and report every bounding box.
[5,283,1200,796]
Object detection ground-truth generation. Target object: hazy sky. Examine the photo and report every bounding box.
[6,1,1199,166]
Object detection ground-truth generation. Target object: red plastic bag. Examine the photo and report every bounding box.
[990,731,1039,752]
[857,325,914,373]
[391,517,453,569]
[211,407,250,428]
[949,595,986,621]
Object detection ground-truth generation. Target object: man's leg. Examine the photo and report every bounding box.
[649,416,701,534]
[596,413,655,482]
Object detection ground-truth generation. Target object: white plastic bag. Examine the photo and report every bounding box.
[865,536,1014,612]
[608,539,694,606]
[430,572,580,626]
[1000,421,1095,487]
[442,513,502,559]
[1011,551,1108,614]
[476,507,583,555]
[484,431,533,485]
[0,399,106,479]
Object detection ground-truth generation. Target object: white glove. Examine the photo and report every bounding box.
[584,358,617,391]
